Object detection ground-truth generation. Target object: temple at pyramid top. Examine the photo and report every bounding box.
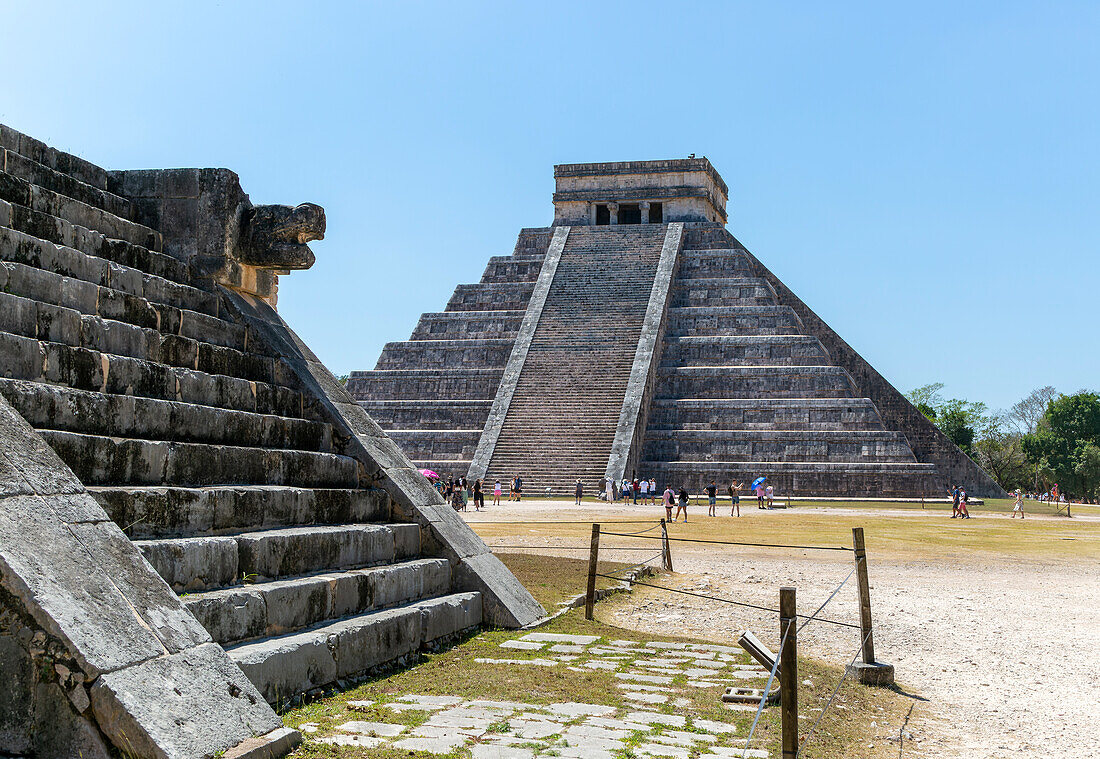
[553,158,728,225]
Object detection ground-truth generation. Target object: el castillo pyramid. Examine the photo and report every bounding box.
[349,159,1003,499]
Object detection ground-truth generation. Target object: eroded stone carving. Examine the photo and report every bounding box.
[240,202,326,270]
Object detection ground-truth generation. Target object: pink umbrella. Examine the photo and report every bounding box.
[419,469,440,479]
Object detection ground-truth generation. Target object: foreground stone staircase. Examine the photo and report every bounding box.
[347,229,552,478]
[0,125,540,757]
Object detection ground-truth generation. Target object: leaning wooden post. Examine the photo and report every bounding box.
[585,523,601,620]
[660,518,673,572]
[779,586,798,759]
[846,527,894,685]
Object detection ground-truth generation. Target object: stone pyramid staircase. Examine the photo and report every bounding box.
[478,225,671,494]
[347,228,552,478]
[0,125,541,757]
[639,226,942,495]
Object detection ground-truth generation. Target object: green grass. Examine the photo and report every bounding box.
[284,553,922,759]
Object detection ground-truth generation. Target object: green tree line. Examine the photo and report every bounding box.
[906,383,1100,502]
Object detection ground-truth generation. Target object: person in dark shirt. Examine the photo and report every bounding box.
[676,486,690,522]
[705,481,718,517]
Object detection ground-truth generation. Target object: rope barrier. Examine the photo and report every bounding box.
[795,626,875,758]
[598,532,853,552]
[593,574,861,629]
[798,567,855,634]
[470,520,660,525]
[488,544,660,552]
[742,622,790,758]
[603,522,664,536]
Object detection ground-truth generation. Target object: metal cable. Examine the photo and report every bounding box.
[593,574,860,629]
[598,532,852,552]
[795,626,875,758]
[797,567,856,634]
[742,621,790,758]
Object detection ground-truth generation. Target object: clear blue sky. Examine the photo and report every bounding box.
[3,1,1096,412]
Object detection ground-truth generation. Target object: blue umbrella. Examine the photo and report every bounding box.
[750,476,767,491]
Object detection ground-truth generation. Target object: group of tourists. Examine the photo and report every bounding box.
[435,474,524,511]
[594,476,779,521]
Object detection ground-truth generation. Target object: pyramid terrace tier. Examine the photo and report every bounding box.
[670,276,779,307]
[655,365,860,398]
[347,368,505,401]
[646,398,889,431]
[642,429,919,463]
[387,429,482,462]
[408,310,525,340]
[480,255,546,283]
[644,460,941,496]
[659,335,831,366]
[666,305,806,336]
[676,248,756,278]
[446,281,537,311]
[374,338,515,370]
[358,399,493,430]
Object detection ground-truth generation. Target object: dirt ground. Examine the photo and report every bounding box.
[465,500,1100,758]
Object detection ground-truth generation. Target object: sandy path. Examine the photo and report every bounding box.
[466,501,1100,758]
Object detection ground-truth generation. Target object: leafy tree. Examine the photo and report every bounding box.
[907,383,945,422]
[336,374,350,386]
[1022,392,1100,501]
[972,413,1028,491]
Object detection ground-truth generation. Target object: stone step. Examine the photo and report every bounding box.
[0,331,306,418]
[228,592,482,704]
[38,429,359,488]
[642,429,918,463]
[0,254,242,350]
[655,366,858,399]
[2,147,132,219]
[0,291,264,384]
[0,167,161,250]
[185,558,452,646]
[646,398,885,431]
[666,305,805,336]
[0,123,109,190]
[410,310,524,340]
[136,522,421,591]
[446,282,536,311]
[643,460,941,497]
[347,368,505,401]
[91,484,391,540]
[660,335,830,366]
[0,379,332,452]
[375,338,515,370]
[3,198,190,285]
[0,224,219,316]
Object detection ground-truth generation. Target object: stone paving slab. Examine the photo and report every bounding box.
[520,633,599,644]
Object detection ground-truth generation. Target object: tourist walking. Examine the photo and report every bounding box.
[950,484,962,518]
[575,479,583,505]
[493,479,502,506]
[513,475,523,502]
[728,479,742,517]
[639,477,649,505]
[959,489,971,519]
[649,478,657,505]
[632,476,640,505]
[663,486,675,522]
[705,480,718,517]
[605,476,614,503]
[676,486,690,522]
[1012,490,1024,519]
[473,479,484,511]
[765,484,774,509]
[755,480,766,509]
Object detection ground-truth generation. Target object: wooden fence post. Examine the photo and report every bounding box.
[846,527,894,685]
[585,523,601,620]
[660,518,673,572]
[779,586,798,759]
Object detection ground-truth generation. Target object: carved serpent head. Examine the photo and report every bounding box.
[240,202,326,270]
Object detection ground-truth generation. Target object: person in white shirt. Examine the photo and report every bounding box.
[639,478,649,502]
[649,478,657,505]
